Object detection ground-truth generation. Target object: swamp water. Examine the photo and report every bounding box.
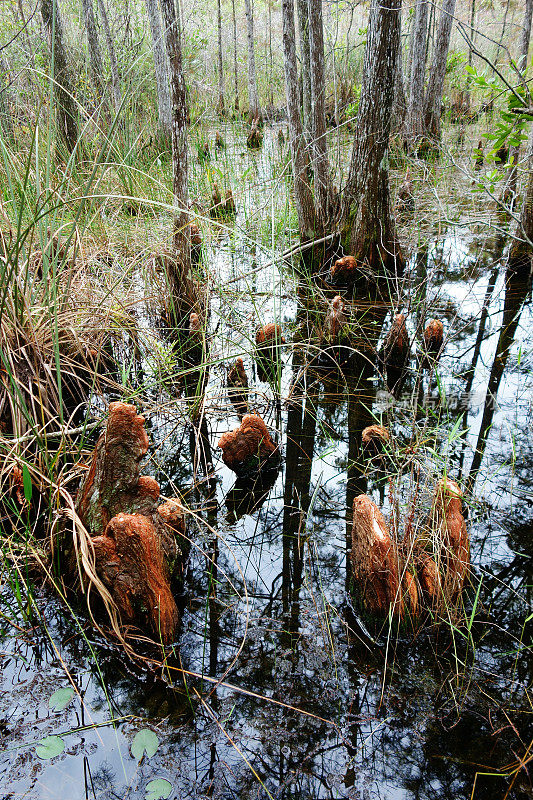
[0,127,531,799]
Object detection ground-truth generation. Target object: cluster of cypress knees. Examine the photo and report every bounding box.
[70,280,466,645]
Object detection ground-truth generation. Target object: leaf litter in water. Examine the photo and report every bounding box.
[48,687,75,712]
[145,778,172,800]
[35,735,65,759]
[131,728,159,760]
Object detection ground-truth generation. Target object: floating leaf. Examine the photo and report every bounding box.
[145,778,172,800]
[35,735,65,759]
[49,687,75,712]
[131,728,159,761]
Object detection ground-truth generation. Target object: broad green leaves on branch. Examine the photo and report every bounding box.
[465,65,533,158]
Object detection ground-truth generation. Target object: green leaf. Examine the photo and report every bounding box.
[145,778,172,800]
[49,687,75,712]
[35,735,65,759]
[22,464,32,504]
[131,729,159,761]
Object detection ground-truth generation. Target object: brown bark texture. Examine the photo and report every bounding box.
[281,0,316,241]
[97,0,121,111]
[361,425,391,463]
[145,0,172,132]
[324,296,347,341]
[379,313,410,394]
[406,0,429,143]
[75,402,185,643]
[307,0,334,224]
[227,358,249,416]
[160,0,192,305]
[231,0,239,108]
[350,494,405,619]
[422,318,444,358]
[81,0,107,110]
[246,118,263,148]
[256,323,285,381]
[329,255,357,284]
[244,0,260,119]
[218,414,279,477]
[216,0,225,114]
[351,479,470,623]
[342,0,402,277]
[296,0,311,136]
[424,0,457,139]
[429,478,470,606]
[91,513,179,644]
[41,0,79,154]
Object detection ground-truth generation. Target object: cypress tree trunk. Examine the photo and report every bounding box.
[405,0,428,145]
[160,0,192,306]
[216,0,225,114]
[423,0,456,139]
[296,0,311,136]
[145,0,172,134]
[464,0,476,111]
[41,0,79,155]
[97,0,121,112]
[392,8,407,129]
[231,0,239,110]
[244,0,260,120]
[519,0,533,70]
[308,0,334,224]
[341,0,402,277]
[281,0,316,241]
[81,0,107,110]
[268,0,274,108]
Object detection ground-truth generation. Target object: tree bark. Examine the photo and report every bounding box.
[268,0,274,107]
[244,0,260,120]
[308,0,334,224]
[341,0,402,277]
[518,0,533,71]
[81,0,107,110]
[97,0,122,112]
[281,0,316,241]
[160,0,192,305]
[231,0,239,110]
[464,0,476,110]
[405,0,429,144]
[41,0,79,154]
[145,0,172,134]
[392,8,407,129]
[296,0,311,136]
[423,0,456,139]
[216,0,225,114]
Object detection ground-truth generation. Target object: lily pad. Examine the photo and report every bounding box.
[49,687,75,712]
[35,735,65,759]
[131,728,159,760]
[145,778,172,800]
